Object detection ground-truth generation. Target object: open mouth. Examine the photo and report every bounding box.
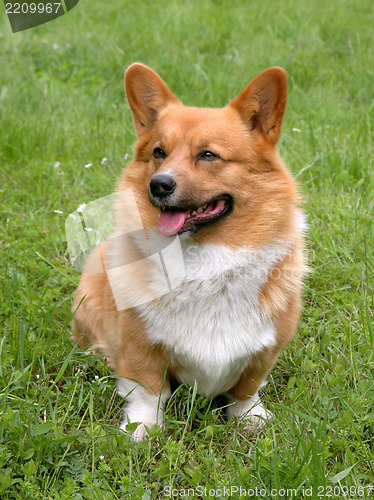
[157,195,233,236]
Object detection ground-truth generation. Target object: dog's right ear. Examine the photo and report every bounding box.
[125,63,180,135]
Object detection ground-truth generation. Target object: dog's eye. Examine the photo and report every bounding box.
[153,147,167,159]
[198,150,219,161]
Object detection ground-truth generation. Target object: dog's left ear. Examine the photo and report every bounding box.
[125,63,180,135]
[230,67,287,145]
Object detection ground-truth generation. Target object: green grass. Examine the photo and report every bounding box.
[0,0,373,497]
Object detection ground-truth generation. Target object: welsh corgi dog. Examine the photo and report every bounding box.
[72,63,306,441]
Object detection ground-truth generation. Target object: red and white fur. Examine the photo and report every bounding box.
[72,63,306,441]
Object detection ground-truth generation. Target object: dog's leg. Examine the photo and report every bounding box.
[226,346,280,430]
[227,295,302,430]
[116,338,171,442]
[117,377,171,442]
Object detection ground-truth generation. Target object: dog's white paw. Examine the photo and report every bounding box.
[120,419,158,442]
[117,378,170,442]
[227,391,272,432]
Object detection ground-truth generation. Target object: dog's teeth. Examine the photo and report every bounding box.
[192,210,196,216]
[196,207,204,213]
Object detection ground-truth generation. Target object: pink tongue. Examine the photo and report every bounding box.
[158,209,187,236]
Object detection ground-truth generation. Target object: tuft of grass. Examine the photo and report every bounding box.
[0,0,373,497]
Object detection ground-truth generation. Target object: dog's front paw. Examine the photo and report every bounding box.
[241,413,270,433]
[227,391,272,432]
[117,378,171,442]
[120,419,159,442]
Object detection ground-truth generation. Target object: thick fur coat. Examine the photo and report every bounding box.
[72,64,306,441]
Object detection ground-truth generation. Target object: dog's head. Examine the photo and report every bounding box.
[123,63,298,248]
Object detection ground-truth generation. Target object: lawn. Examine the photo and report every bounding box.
[0,0,373,498]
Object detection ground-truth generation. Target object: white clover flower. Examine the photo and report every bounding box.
[77,203,87,213]
[99,455,104,460]
[84,163,93,169]
[124,153,129,160]
[85,227,93,232]
[54,161,60,168]
[101,157,108,165]
[53,43,59,50]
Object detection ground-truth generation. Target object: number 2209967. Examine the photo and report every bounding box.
[5,3,62,14]
[317,485,372,497]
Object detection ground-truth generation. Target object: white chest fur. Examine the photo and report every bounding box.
[135,240,290,399]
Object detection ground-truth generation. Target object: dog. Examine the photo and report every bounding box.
[71,63,306,441]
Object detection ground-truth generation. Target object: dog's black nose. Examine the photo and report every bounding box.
[149,174,176,198]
